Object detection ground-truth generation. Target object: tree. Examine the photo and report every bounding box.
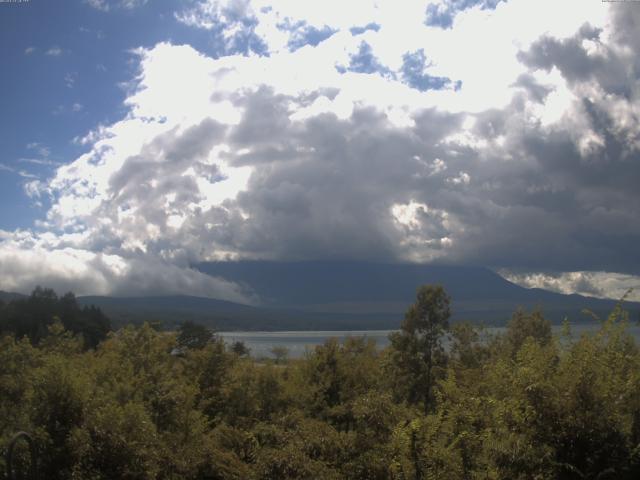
[231,340,251,357]
[270,346,289,364]
[389,284,451,413]
[177,321,213,350]
[0,288,110,348]
[505,308,552,356]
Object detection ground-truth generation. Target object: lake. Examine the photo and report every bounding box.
[220,323,640,359]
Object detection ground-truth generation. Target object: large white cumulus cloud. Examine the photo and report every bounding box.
[3,0,640,300]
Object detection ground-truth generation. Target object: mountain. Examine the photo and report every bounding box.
[196,261,640,326]
[198,261,533,305]
[76,295,387,331]
[73,262,639,331]
[0,290,26,302]
[77,295,271,330]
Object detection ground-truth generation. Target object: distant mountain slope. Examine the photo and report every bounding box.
[76,295,398,331]
[197,261,640,325]
[73,262,640,331]
[78,295,265,330]
[198,261,536,304]
[0,290,26,302]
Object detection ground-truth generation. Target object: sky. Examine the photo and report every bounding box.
[1,0,639,302]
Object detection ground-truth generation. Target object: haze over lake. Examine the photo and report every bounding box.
[220,323,640,358]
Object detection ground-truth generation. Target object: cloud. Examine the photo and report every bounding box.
[24,46,36,55]
[45,46,63,57]
[65,73,77,88]
[501,270,640,302]
[85,0,148,12]
[27,142,51,157]
[175,0,405,56]
[0,230,251,301]
[1,0,639,301]
[19,158,62,167]
[52,104,85,115]
[175,0,268,56]
[0,163,37,179]
[426,0,508,28]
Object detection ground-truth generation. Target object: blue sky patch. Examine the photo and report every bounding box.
[347,41,395,78]
[426,0,507,29]
[401,49,460,91]
[282,20,338,52]
[210,16,269,57]
[350,22,381,36]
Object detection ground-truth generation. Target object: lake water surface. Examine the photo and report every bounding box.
[220,323,640,359]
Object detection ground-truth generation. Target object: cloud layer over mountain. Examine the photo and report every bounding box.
[2,0,639,301]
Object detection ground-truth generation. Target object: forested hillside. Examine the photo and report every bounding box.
[1,286,639,479]
[0,287,111,348]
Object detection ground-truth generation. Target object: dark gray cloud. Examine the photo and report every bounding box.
[518,22,633,98]
[518,25,604,83]
[511,74,553,103]
[109,118,225,207]
[195,43,640,276]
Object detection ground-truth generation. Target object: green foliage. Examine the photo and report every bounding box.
[231,340,251,357]
[270,345,289,363]
[0,287,111,348]
[70,402,161,480]
[505,308,552,355]
[177,320,214,350]
[388,284,451,412]
[2,285,640,479]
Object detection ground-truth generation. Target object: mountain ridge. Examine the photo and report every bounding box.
[81,262,640,329]
[0,290,27,302]
[4,263,637,330]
